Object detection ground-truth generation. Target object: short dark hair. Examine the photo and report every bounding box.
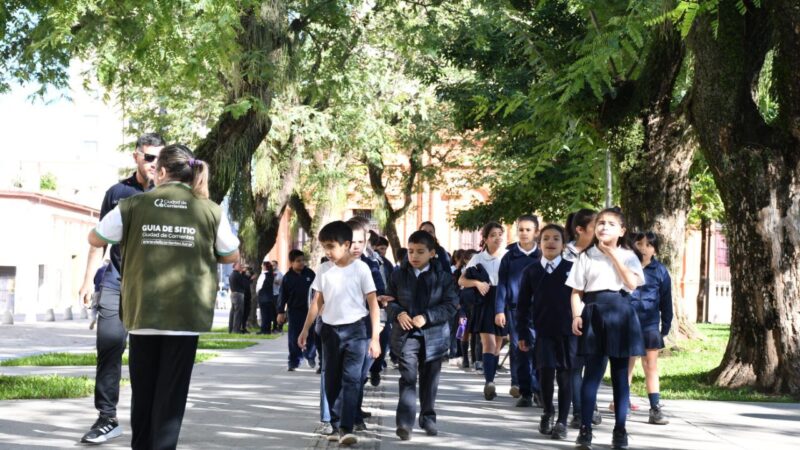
[517,214,540,230]
[288,249,305,262]
[540,224,566,242]
[408,230,436,250]
[377,236,389,247]
[634,231,660,254]
[396,247,408,262]
[135,133,165,150]
[318,221,352,245]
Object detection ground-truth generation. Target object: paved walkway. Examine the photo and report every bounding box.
[1,316,799,449]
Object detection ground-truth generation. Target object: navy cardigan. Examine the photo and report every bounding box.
[516,259,574,343]
[631,258,674,335]
[387,260,459,362]
[495,243,542,314]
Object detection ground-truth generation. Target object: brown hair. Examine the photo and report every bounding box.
[156,144,209,199]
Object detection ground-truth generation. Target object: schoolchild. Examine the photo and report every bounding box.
[495,215,542,406]
[563,209,603,429]
[90,144,240,450]
[419,221,452,272]
[385,231,458,440]
[298,221,381,446]
[629,231,673,425]
[458,222,508,400]
[457,249,481,370]
[517,224,575,440]
[567,207,646,450]
[277,250,316,371]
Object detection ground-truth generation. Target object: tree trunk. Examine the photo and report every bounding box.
[688,1,800,394]
[383,212,403,257]
[696,217,709,323]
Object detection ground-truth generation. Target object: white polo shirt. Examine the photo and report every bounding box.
[565,246,644,293]
[310,259,376,325]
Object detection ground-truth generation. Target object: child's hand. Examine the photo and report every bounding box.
[277,313,286,325]
[368,338,381,358]
[597,240,616,257]
[494,312,506,327]
[397,312,414,330]
[572,316,583,336]
[298,329,308,350]
[518,339,529,352]
[378,295,395,303]
[477,282,490,296]
[412,315,426,328]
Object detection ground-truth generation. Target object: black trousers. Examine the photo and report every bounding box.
[95,286,127,419]
[259,301,275,333]
[129,334,198,450]
[396,335,442,430]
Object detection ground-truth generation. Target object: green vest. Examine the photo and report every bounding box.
[118,182,223,332]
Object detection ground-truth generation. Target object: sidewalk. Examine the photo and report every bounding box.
[0,318,798,449]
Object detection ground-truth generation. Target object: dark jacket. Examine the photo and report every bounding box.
[631,258,673,335]
[459,264,491,307]
[257,270,275,304]
[278,267,316,311]
[229,270,250,294]
[361,254,386,296]
[496,243,542,314]
[387,260,459,362]
[516,259,574,344]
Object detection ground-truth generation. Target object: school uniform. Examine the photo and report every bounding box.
[496,243,542,398]
[518,256,576,427]
[465,249,508,336]
[279,267,317,369]
[566,246,645,431]
[94,181,239,450]
[631,258,674,350]
[387,260,458,432]
[310,259,376,435]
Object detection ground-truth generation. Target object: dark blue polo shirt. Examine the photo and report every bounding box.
[99,173,148,290]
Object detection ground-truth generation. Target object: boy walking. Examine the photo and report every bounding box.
[386,231,458,441]
[299,221,381,446]
[277,250,316,371]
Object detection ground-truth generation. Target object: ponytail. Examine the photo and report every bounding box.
[156,144,211,199]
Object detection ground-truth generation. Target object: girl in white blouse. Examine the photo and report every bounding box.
[458,222,507,400]
[566,208,645,450]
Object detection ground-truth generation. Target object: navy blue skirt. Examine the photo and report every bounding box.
[641,326,665,350]
[579,290,645,358]
[471,286,508,336]
[535,335,578,370]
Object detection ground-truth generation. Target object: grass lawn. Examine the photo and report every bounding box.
[0,351,218,367]
[625,323,794,402]
[202,331,281,340]
[0,376,133,400]
[196,340,258,350]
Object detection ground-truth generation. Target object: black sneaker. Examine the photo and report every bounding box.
[396,427,411,441]
[369,371,381,387]
[592,404,602,425]
[422,422,438,436]
[354,422,368,432]
[307,358,317,369]
[575,425,592,450]
[515,396,533,407]
[287,366,296,372]
[81,416,122,444]
[359,409,372,418]
[551,422,567,440]
[569,415,581,429]
[649,405,669,425]
[538,413,554,435]
[483,382,496,400]
[611,427,628,449]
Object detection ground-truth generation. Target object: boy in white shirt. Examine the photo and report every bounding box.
[299,221,381,446]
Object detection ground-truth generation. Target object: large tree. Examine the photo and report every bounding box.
[684,0,800,394]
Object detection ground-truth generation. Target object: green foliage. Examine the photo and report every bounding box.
[39,172,57,191]
[688,153,724,225]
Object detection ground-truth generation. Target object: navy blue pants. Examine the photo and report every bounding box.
[396,335,442,430]
[288,308,315,368]
[258,301,275,334]
[321,320,368,433]
[507,307,539,397]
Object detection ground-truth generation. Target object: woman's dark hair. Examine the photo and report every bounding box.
[262,260,274,275]
[566,208,597,243]
[587,207,630,250]
[540,223,566,243]
[517,214,540,230]
[368,230,381,247]
[634,231,660,254]
[156,144,209,199]
[479,221,504,250]
[418,221,440,247]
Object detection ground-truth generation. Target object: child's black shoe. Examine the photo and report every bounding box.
[396,427,411,441]
[538,413,554,435]
[611,427,628,449]
[575,425,592,450]
[551,422,567,440]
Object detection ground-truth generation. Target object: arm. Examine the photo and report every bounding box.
[422,273,458,327]
[217,251,239,264]
[78,245,106,307]
[570,289,585,336]
[366,292,381,357]
[495,256,509,314]
[298,291,323,350]
[659,267,674,336]
[458,271,490,294]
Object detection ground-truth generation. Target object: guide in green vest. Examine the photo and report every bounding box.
[88,143,240,450]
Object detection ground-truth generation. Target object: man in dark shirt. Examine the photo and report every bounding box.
[277,250,316,370]
[228,263,250,333]
[76,133,165,444]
